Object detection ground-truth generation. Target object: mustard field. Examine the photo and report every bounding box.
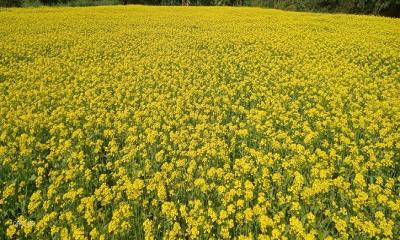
[0,5,399,240]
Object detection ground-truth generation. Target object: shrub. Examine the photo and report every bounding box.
[22,0,43,7]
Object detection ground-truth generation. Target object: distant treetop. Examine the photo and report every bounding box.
[1,0,399,17]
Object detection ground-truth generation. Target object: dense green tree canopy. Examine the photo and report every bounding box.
[0,0,399,17]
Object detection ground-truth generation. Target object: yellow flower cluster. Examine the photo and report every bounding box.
[1,5,399,239]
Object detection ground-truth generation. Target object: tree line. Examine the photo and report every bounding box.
[1,0,399,17]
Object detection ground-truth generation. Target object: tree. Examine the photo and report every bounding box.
[0,0,22,6]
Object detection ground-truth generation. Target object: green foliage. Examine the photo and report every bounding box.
[21,0,43,7]
[1,0,399,17]
[67,0,119,6]
[256,0,399,16]
[0,0,22,7]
